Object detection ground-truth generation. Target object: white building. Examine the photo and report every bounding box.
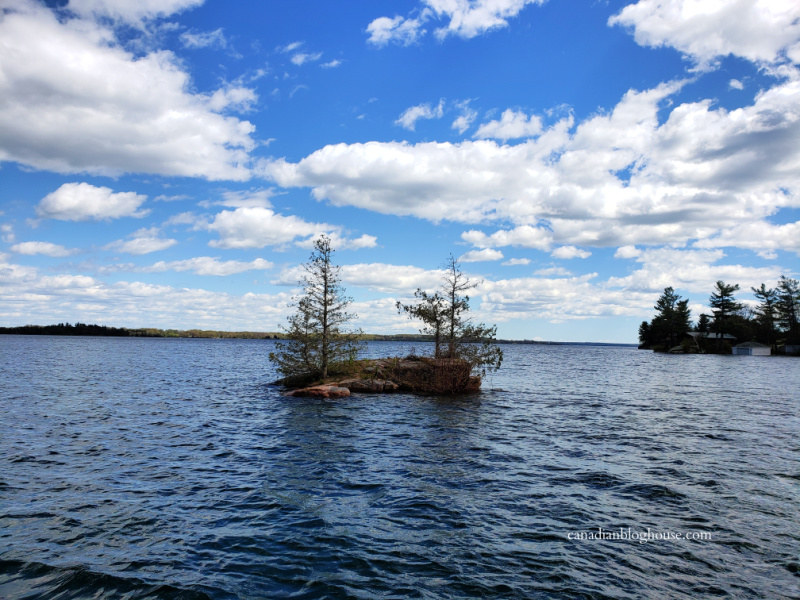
[732,341,771,356]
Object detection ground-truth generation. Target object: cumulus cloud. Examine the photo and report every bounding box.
[0,0,256,179]
[37,183,149,221]
[367,0,545,45]
[104,227,178,255]
[206,207,376,250]
[459,248,504,262]
[502,257,531,266]
[395,100,445,130]
[141,256,273,276]
[551,245,591,259]
[614,245,642,259]
[66,0,204,26]
[606,247,782,293]
[10,241,76,257]
[273,262,444,294]
[473,109,543,141]
[262,76,800,256]
[609,0,800,69]
[0,255,295,330]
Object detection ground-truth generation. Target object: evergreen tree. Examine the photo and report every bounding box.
[396,289,445,357]
[270,236,363,379]
[697,313,711,333]
[751,283,778,349]
[650,287,691,349]
[776,276,800,344]
[709,280,742,347]
[399,255,502,377]
[638,320,653,348]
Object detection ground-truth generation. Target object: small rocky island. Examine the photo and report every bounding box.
[276,356,483,398]
[270,237,502,397]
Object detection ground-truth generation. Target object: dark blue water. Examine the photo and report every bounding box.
[1,336,798,599]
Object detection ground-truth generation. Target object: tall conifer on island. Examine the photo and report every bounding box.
[270,236,363,379]
[397,255,503,378]
[645,287,691,350]
[709,281,742,348]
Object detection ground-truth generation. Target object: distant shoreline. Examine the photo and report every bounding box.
[0,323,637,346]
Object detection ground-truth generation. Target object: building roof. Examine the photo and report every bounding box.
[687,331,736,340]
[733,341,770,348]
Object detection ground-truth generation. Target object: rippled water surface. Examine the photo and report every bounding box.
[1,336,798,599]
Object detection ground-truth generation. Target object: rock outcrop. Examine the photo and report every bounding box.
[287,385,351,399]
[276,355,482,397]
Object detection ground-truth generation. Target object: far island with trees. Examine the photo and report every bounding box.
[638,278,800,355]
[269,236,504,397]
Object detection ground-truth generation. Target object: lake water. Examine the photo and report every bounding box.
[1,336,798,599]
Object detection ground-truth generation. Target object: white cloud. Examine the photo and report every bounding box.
[614,245,642,259]
[693,220,800,256]
[291,52,323,66]
[606,247,782,293]
[67,0,204,25]
[452,101,478,134]
[473,109,543,141]
[459,248,504,262]
[180,28,227,49]
[141,256,273,276]
[462,226,554,250]
[395,100,445,130]
[262,76,800,256]
[609,0,800,69]
[534,266,571,276]
[274,262,444,294]
[206,207,376,250]
[366,15,427,47]
[367,0,545,45]
[37,183,149,221]
[551,246,591,259]
[207,86,258,112]
[1,224,15,243]
[502,257,531,266]
[104,227,178,255]
[214,189,276,209]
[10,241,76,257]
[0,256,295,330]
[321,59,342,68]
[729,79,744,90]
[0,0,255,179]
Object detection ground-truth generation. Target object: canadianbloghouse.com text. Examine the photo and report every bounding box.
[567,528,711,544]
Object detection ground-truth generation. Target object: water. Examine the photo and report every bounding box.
[1,336,798,599]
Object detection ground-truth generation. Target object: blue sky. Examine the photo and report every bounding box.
[1,0,799,342]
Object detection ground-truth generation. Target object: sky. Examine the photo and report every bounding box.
[1,0,799,343]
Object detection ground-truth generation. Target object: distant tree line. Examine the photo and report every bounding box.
[639,276,800,353]
[0,323,282,339]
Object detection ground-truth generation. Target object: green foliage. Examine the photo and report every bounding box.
[709,280,742,336]
[396,289,445,357]
[645,287,691,350]
[269,235,363,379]
[398,255,502,381]
[776,276,800,344]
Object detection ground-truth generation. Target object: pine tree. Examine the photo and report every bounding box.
[396,289,445,357]
[270,236,363,379]
[396,255,503,380]
[751,283,778,349]
[709,280,742,347]
[776,276,800,344]
[650,287,691,349]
